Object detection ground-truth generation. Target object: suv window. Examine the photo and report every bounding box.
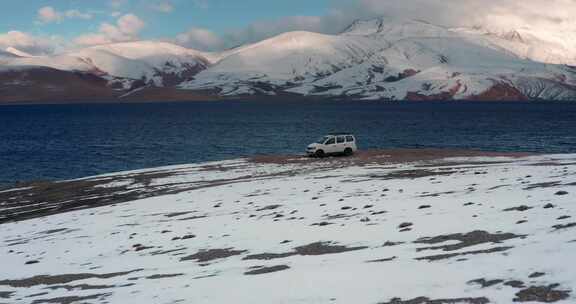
[325,138,336,145]
[346,136,354,142]
[337,136,346,144]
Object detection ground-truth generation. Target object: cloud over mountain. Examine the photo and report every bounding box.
[75,14,146,46]
[0,31,59,55]
[174,0,576,51]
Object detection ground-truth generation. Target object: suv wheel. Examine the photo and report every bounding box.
[315,150,325,158]
[344,148,353,156]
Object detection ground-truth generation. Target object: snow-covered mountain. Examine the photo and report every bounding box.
[181,17,576,101]
[2,17,576,102]
[0,41,211,91]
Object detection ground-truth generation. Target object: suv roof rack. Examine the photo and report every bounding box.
[327,132,353,136]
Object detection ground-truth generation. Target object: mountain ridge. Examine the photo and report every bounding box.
[1,17,576,103]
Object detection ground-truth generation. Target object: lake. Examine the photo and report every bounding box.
[1,100,575,186]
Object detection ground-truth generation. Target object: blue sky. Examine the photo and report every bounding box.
[0,0,340,40]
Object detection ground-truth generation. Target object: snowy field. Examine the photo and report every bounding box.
[0,151,575,304]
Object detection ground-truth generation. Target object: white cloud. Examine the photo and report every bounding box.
[151,1,174,13]
[37,6,62,24]
[117,13,145,35]
[175,27,224,51]
[0,31,60,55]
[37,6,93,24]
[343,0,576,32]
[64,9,93,20]
[75,13,145,46]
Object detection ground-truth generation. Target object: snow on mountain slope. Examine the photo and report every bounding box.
[180,17,576,101]
[86,41,211,85]
[1,151,575,303]
[181,31,392,95]
[1,41,211,88]
[455,27,576,66]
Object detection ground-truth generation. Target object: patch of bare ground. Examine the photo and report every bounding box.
[551,222,576,230]
[415,231,525,252]
[503,206,533,212]
[244,265,290,275]
[45,283,133,291]
[30,293,111,304]
[468,279,505,288]
[379,296,490,304]
[366,256,397,263]
[180,248,247,263]
[249,149,530,166]
[523,182,562,190]
[0,291,14,299]
[243,242,368,260]
[365,169,457,180]
[415,246,514,261]
[0,269,142,288]
[514,284,571,302]
[145,274,184,280]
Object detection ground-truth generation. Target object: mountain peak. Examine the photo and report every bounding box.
[341,17,448,38]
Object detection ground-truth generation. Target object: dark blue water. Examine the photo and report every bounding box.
[1,101,576,186]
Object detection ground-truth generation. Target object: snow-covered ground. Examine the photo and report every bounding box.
[1,151,575,303]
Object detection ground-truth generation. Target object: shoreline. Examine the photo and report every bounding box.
[1,97,572,107]
[0,148,544,224]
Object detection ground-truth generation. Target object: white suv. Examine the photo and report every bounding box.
[307,133,358,157]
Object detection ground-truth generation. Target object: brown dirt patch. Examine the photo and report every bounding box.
[249,149,531,167]
[180,248,247,263]
[0,269,142,288]
[379,296,490,304]
[514,284,571,302]
[145,274,184,280]
[244,242,368,260]
[415,231,525,252]
[30,293,110,304]
[416,246,514,261]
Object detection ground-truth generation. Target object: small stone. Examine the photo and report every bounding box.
[25,260,39,265]
[543,203,555,209]
[555,191,569,196]
[418,205,431,209]
[529,272,546,278]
